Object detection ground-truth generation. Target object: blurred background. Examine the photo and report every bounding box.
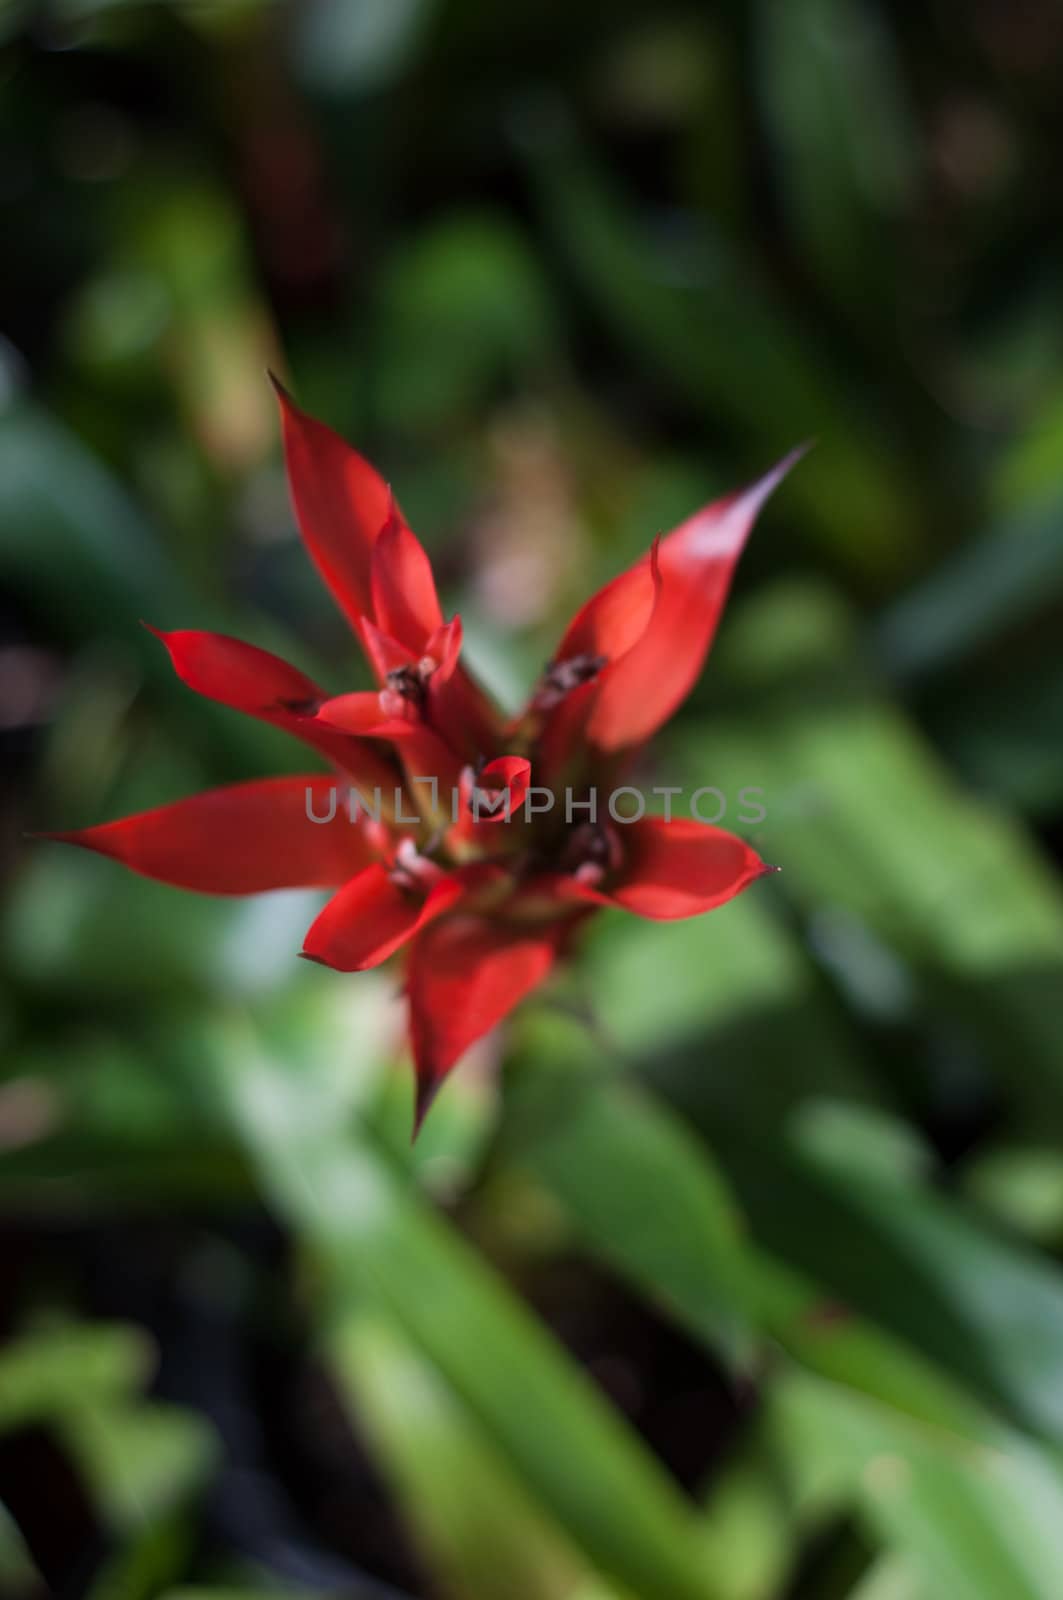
[3,0,1063,1596]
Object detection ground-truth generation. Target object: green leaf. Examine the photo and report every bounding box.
[67,1401,217,1532]
[0,1323,153,1433]
[221,1017,726,1600]
[697,1438,798,1600]
[520,121,921,576]
[845,1555,931,1600]
[723,1124,1063,1442]
[962,1146,1063,1244]
[334,1311,632,1599]
[674,581,1063,1119]
[788,1100,932,1188]
[755,0,916,329]
[876,489,1063,681]
[503,1015,756,1370]
[584,892,881,1131]
[5,849,321,1000]
[375,214,558,436]
[771,1371,1063,1600]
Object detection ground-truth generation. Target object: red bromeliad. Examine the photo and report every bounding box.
[49,381,804,1130]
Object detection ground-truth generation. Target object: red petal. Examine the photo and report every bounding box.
[588,450,805,751]
[534,678,598,787]
[407,915,559,1127]
[554,559,657,663]
[302,864,463,971]
[532,542,662,782]
[473,755,532,823]
[568,817,772,919]
[150,626,397,791]
[314,690,416,738]
[272,378,391,629]
[370,508,443,653]
[424,616,463,687]
[316,695,464,801]
[356,613,462,709]
[431,654,502,761]
[150,623,322,712]
[44,776,376,894]
[357,617,415,685]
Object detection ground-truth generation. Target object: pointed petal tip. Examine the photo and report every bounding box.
[266,368,293,403]
[31,826,113,859]
[780,437,816,471]
[739,440,812,513]
[298,949,331,968]
[758,861,782,878]
[31,827,78,846]
[139,619,166,640]
[301,941,377,973]
[411,1074,441,1141]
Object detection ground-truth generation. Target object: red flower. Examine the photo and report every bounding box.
[48,382,803,1131]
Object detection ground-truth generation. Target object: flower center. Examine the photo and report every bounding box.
[559,818,620,885]
[388,836,444,893]
[385,663,427,703]
[379,656,440,720]
[534,652,606,710]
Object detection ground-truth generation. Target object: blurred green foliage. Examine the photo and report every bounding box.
[2,0,1063,1596]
